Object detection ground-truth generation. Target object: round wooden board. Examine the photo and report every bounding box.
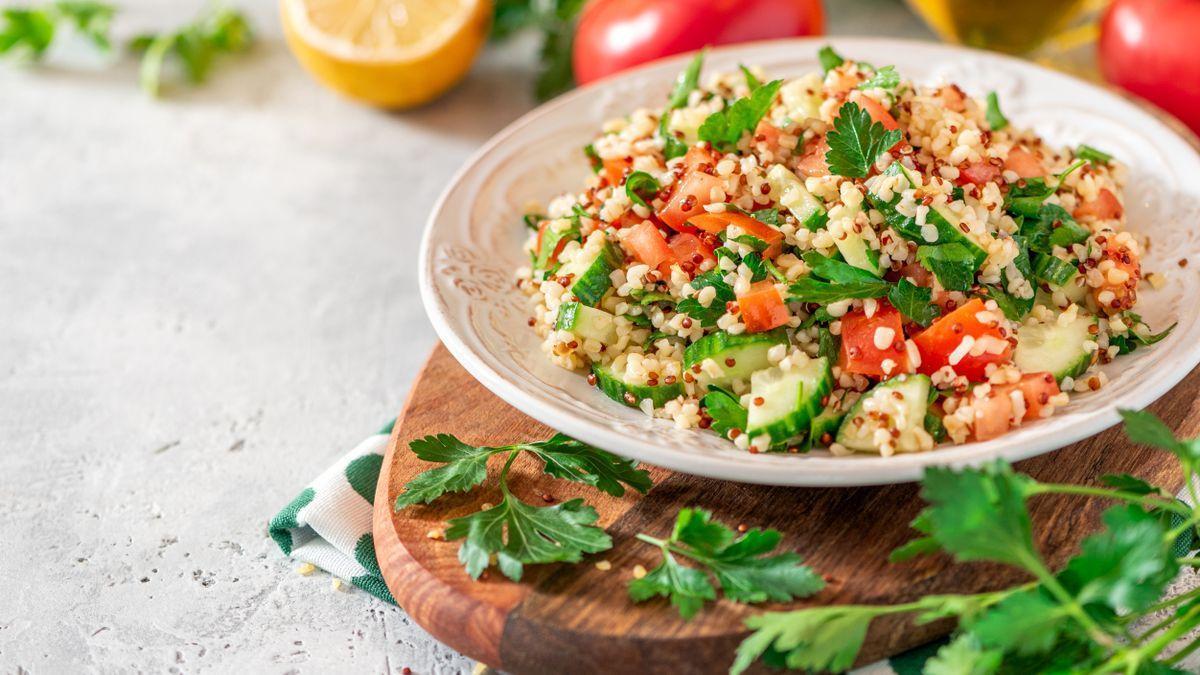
[374,345,1199,674]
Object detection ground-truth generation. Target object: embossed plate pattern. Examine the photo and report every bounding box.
[420,37,1200,486]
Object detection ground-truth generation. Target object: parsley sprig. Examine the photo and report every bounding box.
[734,409,1200,674]
[395,433,651,581]
[698,78,783,152]
[0,0,113,60]
[129,5,252,97]
[824,100,903,178]
[629,508,824,619]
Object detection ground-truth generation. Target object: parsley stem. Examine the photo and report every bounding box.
[1165,635,1200,665]
[1017,548,1114,648]
[1177,556,1200,566]
[1029,483,1192,516]
[1097,601,1200,672]
[1131,584,1200,620]
[635,533,668,548]
[497,448,521,496]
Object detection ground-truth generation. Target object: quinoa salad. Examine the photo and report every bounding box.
[514,46,1174,457]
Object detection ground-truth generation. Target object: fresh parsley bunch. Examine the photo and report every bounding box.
[733,408,1200,674]
[394,433,651,581]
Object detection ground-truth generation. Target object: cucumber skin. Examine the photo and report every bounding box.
[592,362,684,408]
[835,375,932,452]
[807,406,847,449]
[555,302,617,344]
[569,241,624,306]
[747,358,832,444]
[683,329,788,369]
[1013,317,1096,384]
[868,164,987,268]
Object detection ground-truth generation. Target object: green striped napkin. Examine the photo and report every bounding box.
[267,419,943,673]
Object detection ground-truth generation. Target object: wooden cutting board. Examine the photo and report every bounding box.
[373,344,1198,674]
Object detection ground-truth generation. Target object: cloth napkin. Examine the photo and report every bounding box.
[268,418,943,674]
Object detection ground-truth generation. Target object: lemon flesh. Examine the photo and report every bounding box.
[281,0,491,109]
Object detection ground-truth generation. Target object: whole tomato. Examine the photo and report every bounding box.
[1099,0,1200,134]
[572,0,826,86]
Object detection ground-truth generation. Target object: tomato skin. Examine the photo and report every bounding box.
[957,161,1001,187]
[602,157,633,186]
[658,171,724,231]
[849,91,900,131]
[738,280,790,333]
[683,211,784,258]
[621,221,673,269]
[795,136,830,177]
[666,232,716,275]
[683,146,718,172]
[912,298,1012,382]
[1073,188,1124,221]
[572,0,825,86]
[1099,0,1200,134]
[837,301,909,378]
[1004,147,1047,178]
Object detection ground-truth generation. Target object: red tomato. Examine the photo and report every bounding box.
[621,221,673,269]
[602,156,633,186]
[738,280,790,333]
[937,85,967,113]
[795,136,830,177]
[837,300,909,378]
[1014,372,1061,421]
[1004,147,1047,178]
[572,0,825,86]
[911,298,1012,382]
[658,171,723,231]
[1073,188,1124,221]
[753,119,787,155]
[849,91,900,131]
[957,161,1001,187]
[666,232,716,275]
[683,211,784,258]
[1100,0,1200,134]
[973,372,1061,441]
[683,145,718,172]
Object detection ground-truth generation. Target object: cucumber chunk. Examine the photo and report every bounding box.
[766,164,827,231]
[867,163,989,268]
[592,362,684,408]
[534,219,581,270]
[559,240,623,306]
[1013,313,1097,383]
[746,357,832,444]
[683,329,789,387]
[555,302,618,345]
[835,374,932,454]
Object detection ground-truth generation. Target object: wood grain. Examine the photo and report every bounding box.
[374,344,1198,674]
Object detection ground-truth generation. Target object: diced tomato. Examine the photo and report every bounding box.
[683,145,718,173]
[535,220,568,265]
[658,170,724,231]
[1014,372,1061,420]
[621,221,673,270]
[849,91,900,131]
[1073,188,1124,221]
[911,298,1012,382]
[666,232,716,275]
[753,119,786,155]
[683,211,784,258]
[937,85,967,113]
[602,156,633,186]
[957,161,1002,187]
[837,300,909,378]
[1092,238,1141,313]
[825,68,860,97]
[1004,147,1047,178]
[611,212,643,230]
[795,136,830,177]
[971,388,1014,441]
[738,280,790,333]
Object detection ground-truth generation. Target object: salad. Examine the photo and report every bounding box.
[515,46,1172,456]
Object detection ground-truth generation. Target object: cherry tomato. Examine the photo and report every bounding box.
[911,298,1012,382]
[738,280,790,333]
[837,300,909,378]
[572,0,825,85]
[1100,0,1200,134]
[683,210,784,258]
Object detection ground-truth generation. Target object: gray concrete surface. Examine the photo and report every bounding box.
[3,1,1084,673]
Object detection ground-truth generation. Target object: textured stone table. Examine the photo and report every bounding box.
[0,2,960,672]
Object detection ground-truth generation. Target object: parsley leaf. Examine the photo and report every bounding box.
[739,63,761,89]
[916,243,977,292]
[817,326,839,362]
[1100,473,1163,496]
[0,0,113,59]
[990,234,1035,320]
[631,508,824,619]
[129,6,253,97]
[1059,504,1178,613]
[742,251,768,282]
[1004,159,1085,218]
[888,278,940,327]
[1077,144,1113,165]
[701,386,747,437]
[923,635,1003,675]
[817,44,844,73]
[624,171,660,207]
[393,435,499,508]
[824,101,903,178]
[968,589,1067,656]
[803,251,882,283]
[985,91,1008,131]
[917,461,1039,569]
[858,65,899,91]
[698,79,782,152]
[583,143,602,173]
[734,606,873,674]
[659,50,705,159]
[1118,409,1200,464]
[447,495,610,581]
[520,433,653,496]
[675,270,735,326]
[787,277,890,304]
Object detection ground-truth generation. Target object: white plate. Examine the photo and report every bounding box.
[420,37,1200,486]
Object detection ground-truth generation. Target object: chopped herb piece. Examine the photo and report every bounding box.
[698,79,783,152]
[624,171,660,208]
[523,213,544,230]
[675,270,735,326]
[583,143,602,173]
[916,243,976,292]
[1077,144,1113,165]
[802,251,881,284]
[857,65,899,91]
[702,386,747,437]
[824,101,903,178]
[985,91,1008,131]
[888,278,940,327]
[787,277,890,304]
[739,63,761,89]
[817,44,844,73]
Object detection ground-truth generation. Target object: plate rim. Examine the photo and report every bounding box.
[419,36,1200,486]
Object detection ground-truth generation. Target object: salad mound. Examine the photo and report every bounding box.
[515,46,1171,456]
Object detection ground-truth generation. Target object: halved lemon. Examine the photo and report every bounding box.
[281,0,491,109]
